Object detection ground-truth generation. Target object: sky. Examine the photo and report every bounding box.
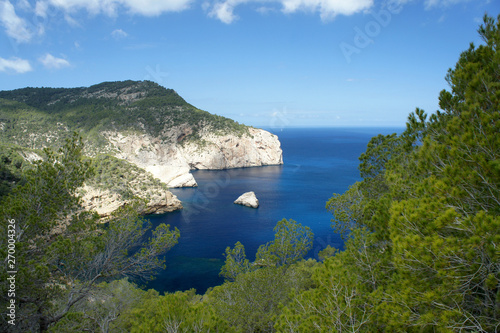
[0,0,498,128]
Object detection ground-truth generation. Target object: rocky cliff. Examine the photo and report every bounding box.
[0,80,283,215]
[106,126,283,187]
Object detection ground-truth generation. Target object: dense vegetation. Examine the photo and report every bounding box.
[278,16,499,332]
[85,154,170,201]
[0,15,498,332]
[0,141,175,213]
[0,134,180,332]
[0,144,30,198]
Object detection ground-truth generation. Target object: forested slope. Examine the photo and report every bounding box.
[0,80,248,152]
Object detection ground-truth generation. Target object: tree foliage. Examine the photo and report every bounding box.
[0,134,179,332]
[210,259,317,332]
[211,219,316,332]
[220,241,251,282]
[114,287,230,333]
[255,218,314,268]
[279,14,500,332]
[0,145,28,199]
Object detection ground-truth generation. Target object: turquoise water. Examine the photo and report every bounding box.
[145,127,401,294]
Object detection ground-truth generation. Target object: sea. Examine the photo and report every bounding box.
[145,127,402,294]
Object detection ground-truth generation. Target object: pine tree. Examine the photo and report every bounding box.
[277,15,500,332]
[0,134,180,332]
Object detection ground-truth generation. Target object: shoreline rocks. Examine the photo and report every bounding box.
[234,191,259,208]
[80,185,183,218]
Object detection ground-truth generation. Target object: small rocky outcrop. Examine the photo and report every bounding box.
[80,185,182,218]
[234,191,259,208]
[141,191,183,215]
[161,168,198,188]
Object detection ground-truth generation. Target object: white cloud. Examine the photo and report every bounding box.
[256,6,276,15]
[111,28,128,39]
[123,0,193,14]
[35,1,49,18]
[424,0,470,8]
[0,57,32,73]
[0,0,472,35]
[43,0,193,16]
[0,0,32,42]
[39,53,70,69]
[388,0,470,10]
[209,0,241,24]
[17,0,31,11]
[208,0,374,23]
[64,13,81,27]
[41,0,372,22]
[282,0,373,19]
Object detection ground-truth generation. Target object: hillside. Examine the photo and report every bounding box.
[0,80,249,152]
[0,80,283,215]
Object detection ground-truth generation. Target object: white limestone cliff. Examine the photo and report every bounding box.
[180,128,283,170]
[104,127,283,188]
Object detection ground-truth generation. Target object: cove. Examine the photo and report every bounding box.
[145,127,402,294]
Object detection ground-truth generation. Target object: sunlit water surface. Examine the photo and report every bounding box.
[144,127,401,294]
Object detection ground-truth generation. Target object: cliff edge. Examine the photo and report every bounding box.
[107,126,283,187]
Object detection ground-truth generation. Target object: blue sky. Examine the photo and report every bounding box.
[0,0,497,127]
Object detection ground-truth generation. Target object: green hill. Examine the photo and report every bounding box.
[0,80,248,153]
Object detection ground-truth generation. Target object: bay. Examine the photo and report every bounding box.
[145,127,402,294]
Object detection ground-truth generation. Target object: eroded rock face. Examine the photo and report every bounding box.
[85,125,281,215]
[1,81,283,219]
[180,128,283,170]
[104,127,283,188]
[166,171,197,188]
[33,126,280,218]
[141,190,183,215]
[234,191,259,208]
[80,185,182,218]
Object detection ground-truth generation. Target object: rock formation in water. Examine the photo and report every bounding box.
[234,191,259,208]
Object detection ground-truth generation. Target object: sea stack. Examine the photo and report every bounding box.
[234,191,259,208]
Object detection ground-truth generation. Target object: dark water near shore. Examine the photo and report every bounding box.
[145,127,402,294]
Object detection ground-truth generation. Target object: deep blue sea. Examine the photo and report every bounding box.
[145,127,402,294]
